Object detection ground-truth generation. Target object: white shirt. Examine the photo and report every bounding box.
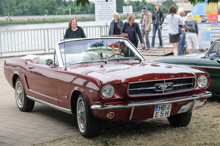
[166,14,181,35]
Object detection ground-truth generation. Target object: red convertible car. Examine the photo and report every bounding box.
[4,37,212,138]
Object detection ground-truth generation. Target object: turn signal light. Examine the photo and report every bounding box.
[203,100,207,106]
[106,112,115,119]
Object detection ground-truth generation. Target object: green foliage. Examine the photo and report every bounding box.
[189,0,219,6]
[1,0,218,16]
[162,0,178,10]
[116,0,125,13]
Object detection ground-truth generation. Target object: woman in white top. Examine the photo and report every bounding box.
[166,5,182,56]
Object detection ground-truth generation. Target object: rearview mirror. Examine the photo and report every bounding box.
[46,59,53,66]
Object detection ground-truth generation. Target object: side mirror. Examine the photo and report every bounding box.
[46,59,53,66]
[210,54,215,60]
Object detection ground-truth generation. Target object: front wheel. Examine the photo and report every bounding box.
[168,112,192,127]
[76,94,100,138]
[15,78,35,112]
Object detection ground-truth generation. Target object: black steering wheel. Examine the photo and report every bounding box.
[108,53,124,60]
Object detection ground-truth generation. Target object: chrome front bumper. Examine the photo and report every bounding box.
[91,91,212,110]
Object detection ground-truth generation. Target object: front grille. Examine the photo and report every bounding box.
[128,77,195,96]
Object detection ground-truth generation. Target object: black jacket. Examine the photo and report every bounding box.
[64,26,86,39]
[121,22,144,44]
[152,10,164,25]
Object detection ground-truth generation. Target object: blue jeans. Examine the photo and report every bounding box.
[178,30,186,55]
[152,24,162,47]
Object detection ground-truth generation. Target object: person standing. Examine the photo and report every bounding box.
[64,18,86,39]
[184,13,199,54]
[140,6,151,50]
[177,8,186,55]
[152,4,164,48]
[121,15,144,49]
[109,12,123,36]
[109,12,123,54]
[166,5,182,56]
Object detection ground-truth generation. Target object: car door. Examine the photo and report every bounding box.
[25,55,58,105]
[196,41,220,93]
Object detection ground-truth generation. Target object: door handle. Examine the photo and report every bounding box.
[27,66,34,70]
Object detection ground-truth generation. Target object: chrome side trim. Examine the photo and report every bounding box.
[197,66,220,69]
[26,95,72,114]
[91,91,212,110]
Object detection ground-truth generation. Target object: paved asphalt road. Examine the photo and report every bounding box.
[0,57,79,146]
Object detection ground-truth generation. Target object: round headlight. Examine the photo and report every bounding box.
[101,84,115,99]
[197,75,208,88]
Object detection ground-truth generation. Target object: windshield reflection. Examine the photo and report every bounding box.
[59,38,144,66]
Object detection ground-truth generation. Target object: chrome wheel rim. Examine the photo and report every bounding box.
[77,96,86,133]
[15,80,24,108]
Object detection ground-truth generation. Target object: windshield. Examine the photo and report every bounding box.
[59,38,144,66]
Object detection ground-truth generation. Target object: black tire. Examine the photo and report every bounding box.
[168,112,192,127]
[76,93,100,138]
[15,78,35,112]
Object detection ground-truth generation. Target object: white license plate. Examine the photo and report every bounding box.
[153,104,172,118]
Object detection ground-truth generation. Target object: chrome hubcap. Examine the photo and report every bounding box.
[77,97,86,133]
[15,81,24,108]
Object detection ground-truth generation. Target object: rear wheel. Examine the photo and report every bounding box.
[15,78,35,112]
[168,112,192,127]
[76,94,100,138]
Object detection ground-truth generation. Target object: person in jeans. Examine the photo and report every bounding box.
[184,13,199,54]
[152,4,164,48]
[140,6,151,50]
[109,12,123,54]
[121,15,144,49]
[64,18,86,39]
[166,5,182,56]
[177,8,185,55]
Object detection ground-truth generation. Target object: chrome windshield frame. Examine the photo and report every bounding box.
[56,37,146,67]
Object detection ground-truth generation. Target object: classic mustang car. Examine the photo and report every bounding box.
[4,37,212,138]
[152,39,220,95]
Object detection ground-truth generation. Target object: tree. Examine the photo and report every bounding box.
[189,0,219,5]
[75,0,219,7]
[162,0,177,9]
[161,5,168,14]
[116,0,125,13]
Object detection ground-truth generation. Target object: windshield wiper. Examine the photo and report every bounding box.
[107,57,142,61]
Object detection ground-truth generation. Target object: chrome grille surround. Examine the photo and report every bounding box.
[128,77,196,96]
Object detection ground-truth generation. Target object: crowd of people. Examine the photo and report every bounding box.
[63,4,199,56]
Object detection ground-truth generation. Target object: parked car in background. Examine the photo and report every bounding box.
[4,37,212,138]
[152,39,220,95]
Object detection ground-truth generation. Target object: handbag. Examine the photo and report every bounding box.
[121,33,129,40]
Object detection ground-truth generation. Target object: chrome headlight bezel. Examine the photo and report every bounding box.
[101,84,115,99]
[197,75,208,88]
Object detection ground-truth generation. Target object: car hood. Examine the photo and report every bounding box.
[67,61,205,84]
[152,53,205,65]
